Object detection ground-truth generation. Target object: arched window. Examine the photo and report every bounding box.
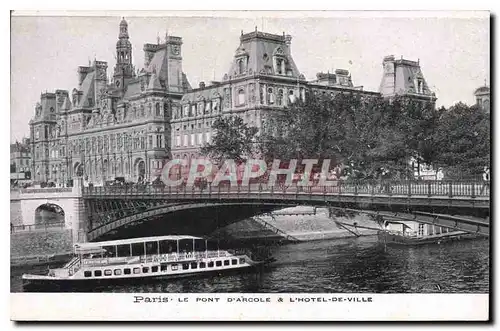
[288,90,295,103]
[155,103,161,116]
[238,89,245,105]
[163,102,169,118]
[277,89,284,106]
[267,88,274,104]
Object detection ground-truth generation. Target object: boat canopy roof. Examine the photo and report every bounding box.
[74,235,203,250]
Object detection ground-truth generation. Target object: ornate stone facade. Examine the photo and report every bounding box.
[30,22,436,184]
[171,30,436,161]
[29,18,191,184]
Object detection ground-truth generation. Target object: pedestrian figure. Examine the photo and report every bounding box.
[480,166,490,195]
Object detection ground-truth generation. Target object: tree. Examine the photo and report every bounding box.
[431,103,490,179]
[260,93,439,180]
[200,115,259,165]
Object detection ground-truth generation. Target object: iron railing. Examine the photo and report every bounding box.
[82,180,490,198]
[11,221,66,233]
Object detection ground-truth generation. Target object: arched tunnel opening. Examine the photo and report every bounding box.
[34,203,65,229]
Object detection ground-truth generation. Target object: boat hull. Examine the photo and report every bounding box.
[377,231,481,246]
[22,258,275,292]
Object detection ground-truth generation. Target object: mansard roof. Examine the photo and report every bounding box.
[224,30,301,80]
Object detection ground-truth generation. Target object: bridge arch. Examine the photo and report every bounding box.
[87,202,288,241]
[34,202,65,228]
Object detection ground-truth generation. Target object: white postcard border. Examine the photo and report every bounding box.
[11,293,489,321]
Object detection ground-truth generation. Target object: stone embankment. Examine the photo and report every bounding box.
[10,229,73,267]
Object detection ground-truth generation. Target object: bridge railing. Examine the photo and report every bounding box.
[82,180,490,198]
[19,187,73,194]
[11,221,66,233]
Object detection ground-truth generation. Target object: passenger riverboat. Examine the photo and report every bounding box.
[22,235,275,290]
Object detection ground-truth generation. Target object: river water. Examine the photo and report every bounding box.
[11,235,489,293]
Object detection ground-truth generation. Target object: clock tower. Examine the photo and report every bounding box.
[113,18,135,93]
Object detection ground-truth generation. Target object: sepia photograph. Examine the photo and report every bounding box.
[9,10,490,321]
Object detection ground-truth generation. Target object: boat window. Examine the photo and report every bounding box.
[94,270,102,277]
[239,258,245,264]
[131,243,145,256]
[84,271,92,278]
[159,240,177,254]
[145,241,158,255]
[208,261,214,268]
[114,269,122,276]
[207,240,219,251]
[133,267,141,274]
[194,239,207,252]
[216,261,222,267]
[224,260,230,266]
[124,268,131,275]
[142,267,149,273]
[104,269,112,276]
[179,239,194,254]
[199,262,206,268]
[152,266,158,273]
[171,264,178,271]
[191,262,198,269]
[161,264,169,271]
[102,246,116,258]
[117,244,131,257]
[231,259,238,265]
[182,263,189,270]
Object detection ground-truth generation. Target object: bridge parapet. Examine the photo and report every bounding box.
[82,180,490,199]
[20,188,73,194]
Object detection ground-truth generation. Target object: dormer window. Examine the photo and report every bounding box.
[276,59,284,75]
[238,59,245,74]
[417,79,423,94]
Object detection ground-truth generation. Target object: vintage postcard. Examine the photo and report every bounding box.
[9,10,490,321]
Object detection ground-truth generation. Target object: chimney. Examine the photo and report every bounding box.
[77,66,92,86]
[285,34,292,53]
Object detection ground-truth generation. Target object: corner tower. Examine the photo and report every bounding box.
[379,55,436,104]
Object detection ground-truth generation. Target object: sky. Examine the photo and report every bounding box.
[10,12,489,142]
